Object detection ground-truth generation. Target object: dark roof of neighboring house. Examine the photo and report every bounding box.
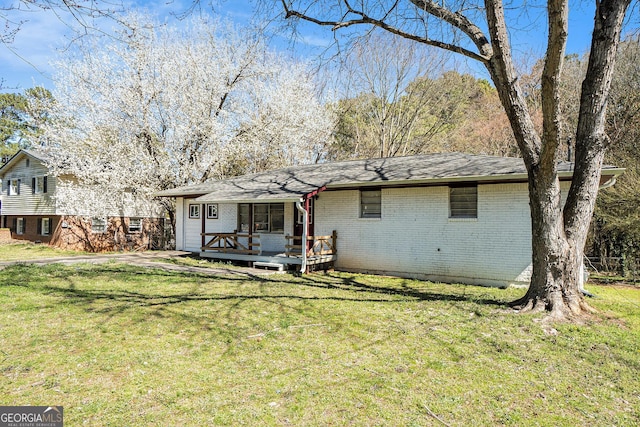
[0,148,49,177]
[155,152,624,203]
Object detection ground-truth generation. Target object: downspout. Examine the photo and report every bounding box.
[598,176,617,190]
[295,200,308,274]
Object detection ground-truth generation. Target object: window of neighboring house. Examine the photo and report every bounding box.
[91,217,107,233]
[449,185,478,218]
[207,203,218,219]
[189,204,200,219]
[32,176,48,194]
[238,203,284,234]
[9,179,20,196]
[40,218,51,236]
[128,218,142,233]
[16,218,25,235]
[360,189,382,218]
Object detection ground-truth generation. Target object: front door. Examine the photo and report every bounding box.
[294,198,314,247]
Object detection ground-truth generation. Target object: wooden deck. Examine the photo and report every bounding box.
[200,231,337,271]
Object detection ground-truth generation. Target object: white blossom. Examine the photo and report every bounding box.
[40,14,335,218]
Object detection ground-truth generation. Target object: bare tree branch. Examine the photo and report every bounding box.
[280,0,490,62]
[484,0,541,167]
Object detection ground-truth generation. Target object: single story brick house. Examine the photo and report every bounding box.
[0,149,166,251]
[156,153,623,287]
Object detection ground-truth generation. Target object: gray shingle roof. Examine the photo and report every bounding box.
[153,152,622,202]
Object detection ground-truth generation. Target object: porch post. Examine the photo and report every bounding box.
[295,201,308,273]
[304,197,312,253]
[201,203,206,250]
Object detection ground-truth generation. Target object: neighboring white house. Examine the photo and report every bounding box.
[0,149,166,251]
[156,152,623,287]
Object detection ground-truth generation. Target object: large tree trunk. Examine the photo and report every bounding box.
[510,0,629,319]
[484,0,630,319]
[510,170,590,319]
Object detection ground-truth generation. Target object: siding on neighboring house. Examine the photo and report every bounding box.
[0,150,167,251]
[1,156,56,216]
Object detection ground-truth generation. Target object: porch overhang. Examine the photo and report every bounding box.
[194,194,305,204]
[193,184,328,204]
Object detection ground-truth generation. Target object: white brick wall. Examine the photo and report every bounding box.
[313,183,563,287]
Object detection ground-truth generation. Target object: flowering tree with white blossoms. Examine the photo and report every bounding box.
[40,14,335,224]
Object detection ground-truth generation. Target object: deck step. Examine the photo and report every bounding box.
[253,261,285,271]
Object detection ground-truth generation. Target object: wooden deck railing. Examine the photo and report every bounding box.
[285,231,337,258]
[201,232,260,255]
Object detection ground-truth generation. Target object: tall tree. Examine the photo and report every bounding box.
[332,67,516,160]
[276,0,632,319]
[0,92,30,160]
[328,31,455,159]
[39,14,334,223]
[0,87,53,162]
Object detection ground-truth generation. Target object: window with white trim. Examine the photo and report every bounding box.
[238,203,250,232]
[360,189,381,218]
[269,204,284,233]
[91,217,107,233]
[207,204,218,219]
[253,204,270,231]
[33,176,47,194]
[128,218,142,233]
[16,218,25,235]
[449,185,478,218]
[189,204,200,219]
[9,179,20,196]
[40,218,51,235]
[238,203,284,234]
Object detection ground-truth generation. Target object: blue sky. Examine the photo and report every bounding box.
[0,0,629,93]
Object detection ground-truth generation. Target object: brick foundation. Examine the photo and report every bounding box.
[3,215,166,252]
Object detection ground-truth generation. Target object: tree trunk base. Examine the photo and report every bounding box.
[510,292,596,322]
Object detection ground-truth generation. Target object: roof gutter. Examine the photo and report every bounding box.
[323,172,536,190]
[194,196,304,204]
[322,168,627,191]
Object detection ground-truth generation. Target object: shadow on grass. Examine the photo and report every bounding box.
[0,262,511,311]
[296,273,508,306]
[0,263,518,362]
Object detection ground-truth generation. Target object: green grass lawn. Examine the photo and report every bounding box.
[0,261,638,426]
[0,242,93,261]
